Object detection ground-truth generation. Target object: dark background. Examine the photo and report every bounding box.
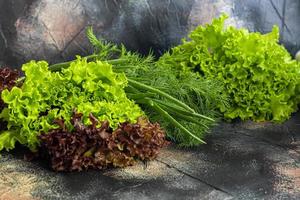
[0,0,299,67]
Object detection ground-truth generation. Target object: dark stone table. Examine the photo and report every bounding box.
[1,112,299,200]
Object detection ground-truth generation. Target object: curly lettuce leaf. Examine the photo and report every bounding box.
[1,57,144,151]
[0,130,25,151]
[159,14,300,122]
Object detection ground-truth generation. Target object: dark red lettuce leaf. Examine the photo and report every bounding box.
[39,113,168,172]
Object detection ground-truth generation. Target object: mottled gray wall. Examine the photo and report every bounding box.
[188,0,300,55]
[0,0,299,67]
[0,0,195,66]
[234,0,300,55]
[108,0,194,56]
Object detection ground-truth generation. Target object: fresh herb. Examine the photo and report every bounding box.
[158,15,300,122]
[113,56,227,146]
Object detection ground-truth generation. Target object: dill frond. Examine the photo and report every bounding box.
[81,27,228,146]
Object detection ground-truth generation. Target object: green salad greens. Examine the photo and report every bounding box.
[158,15,300,122]
[0,57,143,151]
[74,28,227,146]
[114,56,227,146]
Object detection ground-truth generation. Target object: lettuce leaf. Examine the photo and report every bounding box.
[0,57,143,151]
[0,130,25,151]
[158,15,300,122]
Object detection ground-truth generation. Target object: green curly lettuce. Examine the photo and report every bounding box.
[158,14,300,122]
[0,57,143,151]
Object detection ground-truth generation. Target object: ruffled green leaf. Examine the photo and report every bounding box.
[0,130,26,151]
[1,57,144,151]
[159,14,300,122]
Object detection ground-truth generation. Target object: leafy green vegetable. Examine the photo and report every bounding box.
[0,130,26,151]
[113,55,227,146]
[50,27,227,147]
[39,115,167,171]
[0,57,143,151]
[158,14,300,122]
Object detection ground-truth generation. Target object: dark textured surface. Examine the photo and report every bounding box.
[1,113,300,200]
[0,0,300,67]
[0,0,195,66]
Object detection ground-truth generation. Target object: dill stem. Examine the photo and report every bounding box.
[49,55,129,72]
[128,79,195,113]
[158,103,210,129]
[150,101,206,144]
[151,99,215,122]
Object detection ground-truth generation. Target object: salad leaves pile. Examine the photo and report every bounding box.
[0,58,143,152]
[158,15,300,122]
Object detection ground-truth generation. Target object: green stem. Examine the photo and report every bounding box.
[49,55,99,71]
[158,103,211,129]
[126,93,157,100]
[151,99,215,122]
[125,85,141,93]
[49,55,130,72]
[107,58,130,65]
[128,79,195,113]
[134,97,212,129]
[150,101,206,144]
